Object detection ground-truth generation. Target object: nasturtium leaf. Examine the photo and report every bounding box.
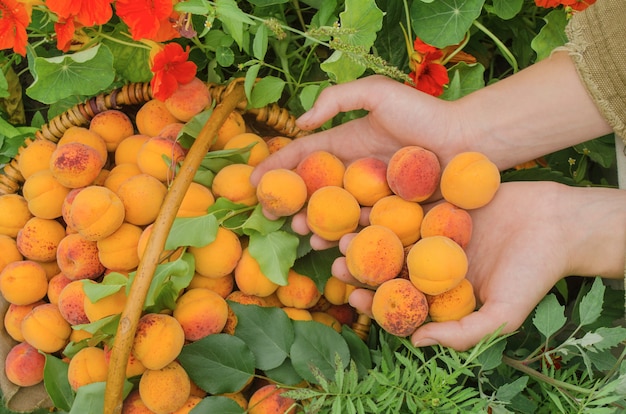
[253,24,269,60]
[531,9,568,61]
[533,294,566,340]
[310,0,338,28]
[320,50,366,84]
[242,204,286,235]
[215,0,255,48]
[102,24,152,82]
[264,357,305,385]
[341,326,372,377]
[290,320,351,384]
[166,214,218,250]
[578,277,605,326]
[70,381,133,414]
[441,62,485,101]
[178,333,256,394]
[229,303,294,370]
[248,231,299,286]
[216,45,235,67]
[293,247,341,292]
[189,396,245,413]
[491,0,523,20]
[249,76,286,108]
[410,0,485,48]
[141,253,195,312]
[337,0,384,47]
[175,0,212,14]
[27,44,116,104]
[81,272,128,302]
[247,0,289,5]
[43,354,73,412]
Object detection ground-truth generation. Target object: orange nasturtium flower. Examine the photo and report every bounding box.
[0,0,32,56]
[46,0,113,52]
[150,42,197,101]
[406,37,449,97]
[115,0,181,42]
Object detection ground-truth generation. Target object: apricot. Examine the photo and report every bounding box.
[223,290,268,335]
[49,142,104,189]
[281,307,312,321]
[189,226,242,279]
[248,384,297,414]
[345,224,405,288]
[343,157,392,206]
[164,77,211,122]
[3,301,45,342]
[368,195,424,247]
[157,122,185,141]
[386,145,441,202]
[132,313,185,370]
[122,389,153,414]
[323,275,357,306]
[58,126,108,164]
[256,168,307,217]
[21,303,71,353]
[265,136,292,154]
[89,109,135,152]
[371,278,429,337]
[67,346,109,391]
[0,260,48,305]
[69,328,93,343]
[46,273,72,305]
[211,109,246,150]
[56,233,105,280]
[0,194,32,238]
[104,162,142,194]
[57,280,90,325]
[173,288,229,341]
[4,342,46,387]
[211,163,258,206]
[139,361,191,414]
[137,223,183,263]
[407,235,468,296]
[325,303,357,326]
[234,247,280,297]
[306,186,361,241]
[311,311,342,333]
[17,138,57,180]
[420,201,473,249]
[97,222,143,271]
[223,132,270,166]
[137,136,186,182]
[67,185,125,241]
[83,281,128,322]
[171,395,203,414]
[276,269,321,309]
[21,169,70,219]
[440,151,500,209]
[136,99,180,137]
[116,173,167,226]
[296,150,346,198]
[38,259,62,281]
[426,278,476,322]
[16,217,66,262]
[177,181,215,217]
[114,134,151,165]
[0,234,22,273]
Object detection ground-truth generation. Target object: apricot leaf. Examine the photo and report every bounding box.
[532,294,566,340]
[43,354,72,411]
[342,326,373,377]
[242,204,285,235]
[141,253,195,312]
[410,0,485,48]
[178,333,256,394]
[248,230,299,286]
[70,381,133,414]
[187,396,244,413]
[293,247,341,292]
[81,272,127,302]
[230,303,294,370]
[264,358,304,385]
[166,214,218,250]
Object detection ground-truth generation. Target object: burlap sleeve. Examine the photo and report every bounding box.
[564,0,626,140]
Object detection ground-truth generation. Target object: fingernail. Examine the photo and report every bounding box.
[413,338,438,347]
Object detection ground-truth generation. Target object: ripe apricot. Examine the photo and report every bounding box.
[157,122,184,141]
[132,313,185,370]
[323,276,357,306]
[3,301,45,342]
[440,151,500,209]
[97,222,143,271]
[306,186,361,241]
[173,288,229,341]
[49,142,104,189]
[282,307,312,321]
[116,173,167,226]
[46,273,72,305]
[16,217,66,262]
[83,281,128,322]
[104,162,142,194]
[0,260,48,305]
[311,311,342,333]
[4,342,46,387]
[22,169,70,219]
[103,344,147,379]
[343,157,392,206]
[164,77,211,122]
[67,346,109,391]
[21,303,71,353]
[248,384,297,414]
[426,278,476,322]
[296,150,346,198]
[211,163,258,206]
[136,136,186,182]
[136,99,180,137]
[188,272,234,298]
[386,145,441,202]
[371,278,429,337]
[17,138,57,180]
[407,235,468,296]
[0,194,32,238]
[57,280,90,325]
[189,226,242,279]
[67,185,126,241]
[171,395,203,414]
[139,361,191,414]
[56,233,105,281]
[256,168,307,217]
[58,126,108,164]
[37,259,61,281]
[0,234,22,273]
[265,136,292,154]
[345,225,405,288]
[122,389,152,414]
[223,132,270,166]
[368,195,424,247]
[114,134,151,165]
[89,109,135,152]
[211,110,247,150]
[276,269,321,309]
[234,247,280,298]
[177,181,215,217]
[420,201,473,249]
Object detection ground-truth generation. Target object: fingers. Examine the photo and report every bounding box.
[348,288,374,318]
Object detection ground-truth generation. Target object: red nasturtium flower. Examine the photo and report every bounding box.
[534,0,596,11]
[406,37,449,97]
[46,0,113,52]
[0,0,31,56]
[150,42,197,101]
[115,0,181,42]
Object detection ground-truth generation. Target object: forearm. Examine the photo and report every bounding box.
[453,51,612,170]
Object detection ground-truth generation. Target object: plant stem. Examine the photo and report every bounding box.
[472,20,519,73]
[502,355,592,395]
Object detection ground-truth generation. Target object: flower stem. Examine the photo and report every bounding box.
[472,20,519,73]
[502,355,592,395]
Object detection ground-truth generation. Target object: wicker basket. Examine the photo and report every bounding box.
[0,79,372,413]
